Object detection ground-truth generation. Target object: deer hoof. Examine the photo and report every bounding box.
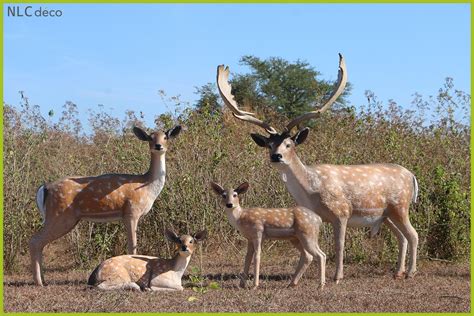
[405,271,417,279]
[393,272,406,279]
[287,282,298,288]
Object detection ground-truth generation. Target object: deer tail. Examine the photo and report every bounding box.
[412,175,419,204]
[35,184,48,225]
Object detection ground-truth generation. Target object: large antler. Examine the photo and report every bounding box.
[285,53,348,132]
[216,65,277,134]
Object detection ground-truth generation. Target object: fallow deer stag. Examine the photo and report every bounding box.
[211,182,325,289]
[87,229,207,291]
[216,54,419,283]
[30,125,181,286]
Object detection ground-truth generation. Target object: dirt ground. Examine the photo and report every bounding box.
[3,252,471,313]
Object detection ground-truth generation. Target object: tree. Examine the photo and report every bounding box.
[194,83,221,114]
[195,55,351,119]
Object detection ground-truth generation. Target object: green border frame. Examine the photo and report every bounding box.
[1,1,471,315]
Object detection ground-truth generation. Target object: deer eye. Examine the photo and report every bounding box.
[233,193,237,197]
[190,240,194,244]
[286,144,291,148]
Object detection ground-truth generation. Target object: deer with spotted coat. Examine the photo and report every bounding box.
[87,229,207,291]
[30,125,182,286]
[216,54,419,283]
[211,182,326,289]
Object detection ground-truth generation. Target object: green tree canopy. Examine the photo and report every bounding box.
[195,55,351,119]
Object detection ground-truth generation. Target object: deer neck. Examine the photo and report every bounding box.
[276,155,321,206]
[144,152,166,195]
[170,253,192,278]
[225,206,243,230]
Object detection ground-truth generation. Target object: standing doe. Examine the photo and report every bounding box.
[30,125,181,286]
[217,54,419,283]
[211,181,325,289]
[87,229,207,291]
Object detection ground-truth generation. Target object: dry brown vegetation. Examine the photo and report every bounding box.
[3,247,470,313]
[2,79,471,312]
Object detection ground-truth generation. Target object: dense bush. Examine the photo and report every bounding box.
[3,79,470,273]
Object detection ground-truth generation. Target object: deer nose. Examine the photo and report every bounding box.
[154,144,162,150]
[181,245,187,252]
[226,203,233,208]
[271,153,282,162]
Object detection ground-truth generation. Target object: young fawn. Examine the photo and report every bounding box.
[87,229,207,291]
[211,181,326,289]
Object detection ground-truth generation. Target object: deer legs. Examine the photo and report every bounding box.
[251,232,263,289]
[240,242,255,288]
[288,239,313,288]
[385,218,408,278]
[124,215,139,255]
[333,217,348,284]
[29,214,79,286]
[389,216,418,278]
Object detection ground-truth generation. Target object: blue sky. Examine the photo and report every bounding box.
[4,4,471,129]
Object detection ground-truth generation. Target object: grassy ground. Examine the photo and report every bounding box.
[3,245,470,313]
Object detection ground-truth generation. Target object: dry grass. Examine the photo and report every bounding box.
[3,240,471,313]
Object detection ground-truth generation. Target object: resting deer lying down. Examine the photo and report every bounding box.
[211,181,325,289]
[87,229,207,291]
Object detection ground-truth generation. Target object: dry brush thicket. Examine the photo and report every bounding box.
[3,82,470,273]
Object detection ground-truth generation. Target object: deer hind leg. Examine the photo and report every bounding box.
[288,239,313,287]
[240,241,255,288]
[384,218,408,278]
[251,232,263,289]
[333,217,348,284]
[29,213,79,286]
[389,215,418,278]
[298,232,326,289]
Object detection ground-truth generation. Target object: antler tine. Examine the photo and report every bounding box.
[285,53,348,132]
[217,65,277,134]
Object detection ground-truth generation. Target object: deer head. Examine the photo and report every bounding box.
[216,54,347,164]
[165,229,207,257]
[133,125,182,154]
[210,182,249,209]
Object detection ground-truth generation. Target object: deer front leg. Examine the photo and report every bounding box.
[251,232,263,289]
[123,213,139,255]
[333,217,348,284]
[240,241,254,288]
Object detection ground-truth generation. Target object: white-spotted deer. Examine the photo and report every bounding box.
[30,125,182,286]
[87,229,207,291]
[211,182,326,289]
[216,54,419,283]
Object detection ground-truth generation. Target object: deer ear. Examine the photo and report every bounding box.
[166,125,182,139]
[291,127,309,146]
[235,182,249,195]
[133,126,152,141]
[193,230,208,242]
[165,229,180,243]
[250,133,268,148]
[210,182,225,195]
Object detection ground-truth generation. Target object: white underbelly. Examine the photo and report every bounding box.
[265,228,295,238]
[83,216,123,223]
[348,215,384,228]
